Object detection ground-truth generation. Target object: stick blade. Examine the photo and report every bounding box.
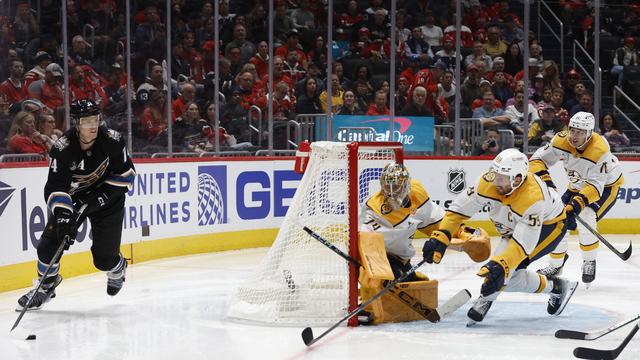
[301,327,315,346]
[621,242,632,261]
[427,289,472,323]
[555,329,588,340]
[573,346,616,360]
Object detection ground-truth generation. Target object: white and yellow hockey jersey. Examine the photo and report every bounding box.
[359,179,445,260]
[530,131,624,204]
[438,172,565,260]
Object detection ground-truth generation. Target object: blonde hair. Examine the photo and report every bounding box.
[7,111,35,141]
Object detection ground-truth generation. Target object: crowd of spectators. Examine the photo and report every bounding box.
[1,0,639,157]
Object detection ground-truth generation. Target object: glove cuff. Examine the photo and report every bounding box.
[432,229,451,246]
[571,195,586,212]
[54,207,73,217]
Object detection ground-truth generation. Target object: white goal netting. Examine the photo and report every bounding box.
[227,141,401,326]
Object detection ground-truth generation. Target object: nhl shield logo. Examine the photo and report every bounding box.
[447,169,466,194]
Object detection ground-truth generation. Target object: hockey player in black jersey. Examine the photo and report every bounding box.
[17,99,136,311]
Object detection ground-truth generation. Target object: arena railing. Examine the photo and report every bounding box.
[285,119,301,149]
[248,105,263,147]
[537,0,565,71]
[613,86,640,136]
[460,118,484,155]
[434,124,454,156]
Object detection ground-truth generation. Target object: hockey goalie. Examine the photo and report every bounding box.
[357,162,490,325]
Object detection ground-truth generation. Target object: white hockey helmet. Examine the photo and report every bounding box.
[491,148,529,194]
[568,111,595,146]
[380,162,411,210]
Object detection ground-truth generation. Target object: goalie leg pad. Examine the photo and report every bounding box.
[359,269,438,324]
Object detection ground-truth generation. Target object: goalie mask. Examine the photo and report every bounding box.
[568,111,595,149]
[380,163,411,210]
[491,148,528,195]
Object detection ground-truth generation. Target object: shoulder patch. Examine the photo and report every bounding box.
[106,129,122,141]
[482,171,495,182]
[53,136,70,151]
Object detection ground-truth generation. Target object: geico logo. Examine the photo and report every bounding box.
[618,187,640,204]
[236,170,302,220]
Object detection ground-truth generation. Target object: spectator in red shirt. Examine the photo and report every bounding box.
[172,82,197,119]
[275,29,308,69]
[28,63,64,112]
[340,0,364,29]
[141,90,168,142]
[249,41,270,79]
[7,111,47,155]
[259,56,294,93]
[24,51,52,89]
[0,59,28,114]
[366,90,390,115]
[68,64,108,107]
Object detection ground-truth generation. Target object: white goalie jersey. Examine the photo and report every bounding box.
[359,179,445,260]
[530,131,624,204]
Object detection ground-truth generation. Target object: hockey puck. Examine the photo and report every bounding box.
[26,334,36,340]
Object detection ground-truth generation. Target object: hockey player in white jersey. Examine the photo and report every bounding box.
[530,111,624,286]
[422,149,578,324]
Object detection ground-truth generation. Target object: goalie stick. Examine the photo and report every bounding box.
[556,313,640,340]
[301,258,471,347]
[301,226,465,322]
[573,321,639,360]
[576,215,632,261]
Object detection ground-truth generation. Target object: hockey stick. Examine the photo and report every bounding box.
[573,321,639,360]
[576,215,632,261]
[301,258,470,347]
[556,313,640,340]
[302,226,446,322]
[302,226,435,320]
[10,205,87,333]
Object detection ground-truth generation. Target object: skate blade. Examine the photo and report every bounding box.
[554,281,579,316]
[584,282,591,290]
[466,319,478,327]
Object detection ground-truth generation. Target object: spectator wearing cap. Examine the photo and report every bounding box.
[611,37,639,88]
[461,64,483,108]
[0,59,28,115]
[430,60,448,84]
[465,40,493,72]
[333,28,352,60]
[484,57,513,85]
[484,26,508,58]
[434,35,461,71]
[276,29,308,69]
[420,11,443,47]
[24,51,52,89]
[528,103,566,146]
[406,27,434,64]
[512,58,540,87]
[28,63,64,112]
[291,0,316,31]
[471,79,502,110]
[531,74,546,103]
[225,24,256,64]
[472,91,510,127]
[351,27,374,59]
[366,90,390,116]
[274,1,294,43]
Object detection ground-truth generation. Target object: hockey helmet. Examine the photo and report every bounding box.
[568,111,595,147]
[491,148,528,195]
[70,99,100,128]
[380,162,411,210]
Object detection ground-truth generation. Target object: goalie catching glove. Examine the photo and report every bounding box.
[422,230,451,264]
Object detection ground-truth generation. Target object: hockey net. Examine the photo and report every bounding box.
[227,141,403,326]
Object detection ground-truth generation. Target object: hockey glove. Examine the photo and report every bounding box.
[75,191,110,217]
[564,196,586,231]
[477,260,506,297]
[55,208,77,250]
[422,230,451,264]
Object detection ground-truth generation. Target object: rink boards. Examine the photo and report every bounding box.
[1,156,640,292]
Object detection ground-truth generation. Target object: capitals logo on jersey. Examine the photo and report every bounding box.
[447,168,466,194]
